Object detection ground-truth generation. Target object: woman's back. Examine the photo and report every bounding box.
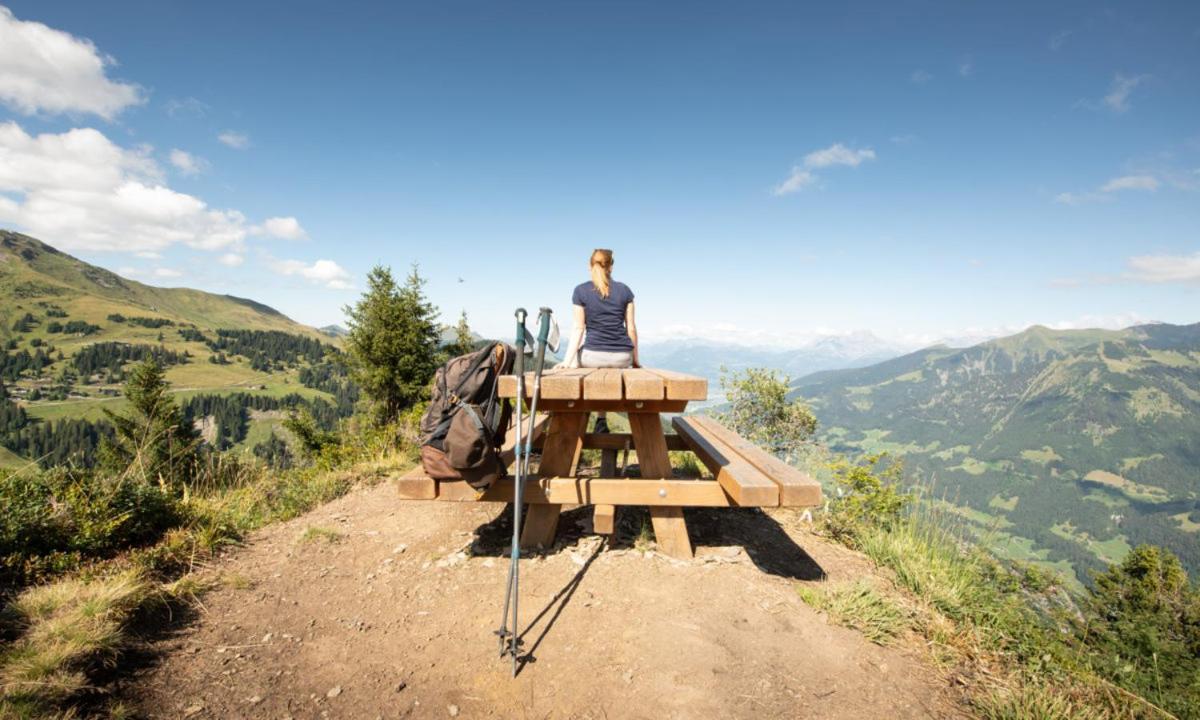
[572,280,634,352]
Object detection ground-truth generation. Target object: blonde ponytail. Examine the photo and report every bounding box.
[590,248,613,298]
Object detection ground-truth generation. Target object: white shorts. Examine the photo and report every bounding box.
[579,349,633,368]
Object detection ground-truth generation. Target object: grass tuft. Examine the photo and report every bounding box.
[796,579,910,645]
[298,526,343,545]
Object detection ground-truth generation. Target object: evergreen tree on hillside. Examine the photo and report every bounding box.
[344,264,440,424]
[450,310,475,357]
[100,359,201,487]
[1081,545,1200,716]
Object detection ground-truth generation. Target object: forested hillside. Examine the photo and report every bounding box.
[0,231,355,468]
[793,323,1200,586]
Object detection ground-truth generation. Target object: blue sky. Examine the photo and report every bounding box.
[1,1,1197,347]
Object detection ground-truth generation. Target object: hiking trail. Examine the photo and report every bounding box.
[126,480,966,719]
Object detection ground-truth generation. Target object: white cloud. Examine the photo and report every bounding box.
[1056,174,1160,205]
[774,143,876,196]
[1125,251,1200,284]
[958,58,973,77]
[168,148,208,176]
[1100,175,1159,192]
[0,121,299,255]
[772,168,816,196]
[271,258,352,290]
[1103,73,1148,113]
[153,267,182,279]
[217,131,250,149]
[0,6,142,119]
[803,143,876,169]
[217,252,244,267]
[1049,29,1073,51]
[910,69,933,85]
[253,216,307,240]
[163,96,208,118]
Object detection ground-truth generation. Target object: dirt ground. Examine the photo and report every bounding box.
[126,481,967,719]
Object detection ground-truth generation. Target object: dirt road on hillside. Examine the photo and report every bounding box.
[125,482,965,719]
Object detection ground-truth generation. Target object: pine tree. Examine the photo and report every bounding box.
[451,310,475,357]
[100,359,201,487]
[344,264,440,424]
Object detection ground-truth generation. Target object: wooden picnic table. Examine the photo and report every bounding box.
[397,366,821,559]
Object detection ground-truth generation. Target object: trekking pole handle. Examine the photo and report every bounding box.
[533,309,552,369]
[514,308,528,376]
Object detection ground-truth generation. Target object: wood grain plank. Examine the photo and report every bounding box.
[647,369,708,401]
[593,504,615,534]
[431,477,732,506]
[689,415,822,507]
[630,411,693,558]
[671,417,779,507]
[520,411,587,548]
[621,369,665,400]
[583,368,624,400]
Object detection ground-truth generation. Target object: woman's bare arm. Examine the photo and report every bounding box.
[567,305,586,367]
[626,301,639,367]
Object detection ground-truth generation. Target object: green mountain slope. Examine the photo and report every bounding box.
[0,230,353,465]
[1,231,323,338]
[793,323,1200,584]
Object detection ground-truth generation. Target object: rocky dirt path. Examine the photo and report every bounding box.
[127,481,965,719]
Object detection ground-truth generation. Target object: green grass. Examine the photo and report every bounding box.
[298,526,344,544]
[1081,470,1171,504]
[796,579,910,645]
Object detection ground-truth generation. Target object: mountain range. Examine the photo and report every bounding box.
[792,323,1200,586]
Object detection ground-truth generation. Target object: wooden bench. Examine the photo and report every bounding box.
[396,366,822,559]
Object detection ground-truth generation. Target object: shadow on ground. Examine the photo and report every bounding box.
[470,504,825,582]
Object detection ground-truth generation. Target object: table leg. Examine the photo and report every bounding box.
[628,412,693,559]
[520,412,586,549]
[593,504,616,534]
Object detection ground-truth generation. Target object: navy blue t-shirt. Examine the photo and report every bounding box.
[572,281,635,352]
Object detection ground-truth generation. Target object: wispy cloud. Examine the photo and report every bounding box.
[0,6,143,119]
[1125,251,1200,284]
[1099,175,1159,192]
[217,130,250,149]
[803,143,876,169]
[154,267,182,279]
[1049,29,1073,51]
[958,57,973,77]
[1103,73,1149,113]
[910,69,933,85]
[774,143,876,195]
[163,96,209,118]
[217,252,244,267]
[1056,173,1160,205]
[168,148,208,176]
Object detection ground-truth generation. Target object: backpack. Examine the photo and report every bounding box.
[419,342,515,489]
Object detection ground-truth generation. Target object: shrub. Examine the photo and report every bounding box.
[823,453,910,546]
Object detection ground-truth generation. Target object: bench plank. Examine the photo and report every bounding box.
[688,415,822,507]
[582,368,623,400]
[399,474,734,506]
[671,417,780,507]
[647,369,708,401]
[621,369,665,400]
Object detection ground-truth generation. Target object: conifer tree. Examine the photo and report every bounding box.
[100,359,200,487]
[344,264,440,424]
[451,310,475,357]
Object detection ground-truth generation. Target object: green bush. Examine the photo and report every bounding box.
[823,453,910,546]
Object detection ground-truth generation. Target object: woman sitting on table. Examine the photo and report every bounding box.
[565,248,639,435]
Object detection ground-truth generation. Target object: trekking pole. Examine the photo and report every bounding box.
[521,308,557,478]
[509,308,553,676]
[495,308,527,659]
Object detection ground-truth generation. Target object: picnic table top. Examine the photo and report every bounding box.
[497,366,707,402]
